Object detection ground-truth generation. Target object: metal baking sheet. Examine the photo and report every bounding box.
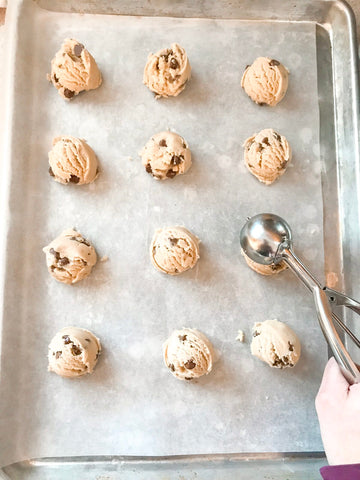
[0,0,359,478]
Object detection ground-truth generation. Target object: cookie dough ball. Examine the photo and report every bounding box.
[48,326,101,377]
[140,131,191,180]
[143,43,191,97]
[241,249,287,276]
[251,319,301,368]
[150,226,200,275]
[163,328,214,380]
[48,136,99,185]
[48,38,102,100]
[241,57,289,106]
[43,229,97,284]
[243,129,291,185]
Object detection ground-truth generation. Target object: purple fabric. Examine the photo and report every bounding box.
[320,464,360,480]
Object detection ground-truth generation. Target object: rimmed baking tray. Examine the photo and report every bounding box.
[0,0,359,478]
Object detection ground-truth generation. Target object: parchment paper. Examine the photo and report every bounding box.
[0,1,326,466]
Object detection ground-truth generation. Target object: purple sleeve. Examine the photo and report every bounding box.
[320,464,360,480]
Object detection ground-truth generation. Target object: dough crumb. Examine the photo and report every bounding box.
[100,255,109,263]
[236,330,245,343]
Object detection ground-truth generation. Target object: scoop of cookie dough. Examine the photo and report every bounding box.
[48,136,99,185]
[43,229,97,284]
[140,131,191,180]
[243,128,291,185]
[251,319,301,368]
[48,38,102,100]
[241,249,287,276]
[48,326,101,377]
[241,57,289,106]
[163,328,214,380]
[150,226,200,275]
[143,43,191,97]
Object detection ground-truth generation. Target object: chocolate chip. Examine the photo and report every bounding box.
[174,268,178,273]
[184,359,196,370]
[168,364,175,372]
[69,236,90,247]
[166,169,176,178]
[49,167,55,177]
[182,143,187,148]
[55,351,62,359]
[288,342,294,352]
[159,139,167,147]
[50,248,60,261]
[274,132,281,141]
[53,74,59,83]
[69,175,80,184]
[245,64,250,70]
[63,88,75,99]
[71,345,82,356]
[179,335,187,342]
[253,331,260,337]
[280,161,288,169]
[269,59,280,67]
[171,155,182,166]
[258,102,266,106]
[262,137,269,146]
[170,58,179,69]
[58,257,69,266]
[62,335,72,345]
[185,377,192,381]
[73,43,84,57]
[169,237,178,246]
[95,351,100,360]
[161,50,172,61]
[145,164,152,174]
[85,338,91,342]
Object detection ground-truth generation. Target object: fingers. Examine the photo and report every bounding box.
[317,357,349,402]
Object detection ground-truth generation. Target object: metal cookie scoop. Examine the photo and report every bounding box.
[240,213,360,384]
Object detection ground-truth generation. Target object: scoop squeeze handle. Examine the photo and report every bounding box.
[279,245,360,385]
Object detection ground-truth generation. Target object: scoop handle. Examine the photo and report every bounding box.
[313,286,360,384]
[279,246,360,384]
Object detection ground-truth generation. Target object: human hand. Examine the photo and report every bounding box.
[315,357,360,465]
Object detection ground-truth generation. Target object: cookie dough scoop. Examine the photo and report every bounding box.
[48,136,99,185]
[43,229,97,284]
[140,131,192,180]
[243,129,291,185]
[143,43,191,97]
[48,38,102,100]
[48,326,101,377]
[150,226,200,275]
[163,328,214,380]
[251,319,301,368]
[241,57,289,106]
[240,213,360,384]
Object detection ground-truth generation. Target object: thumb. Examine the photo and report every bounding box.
[317,357,349,399]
